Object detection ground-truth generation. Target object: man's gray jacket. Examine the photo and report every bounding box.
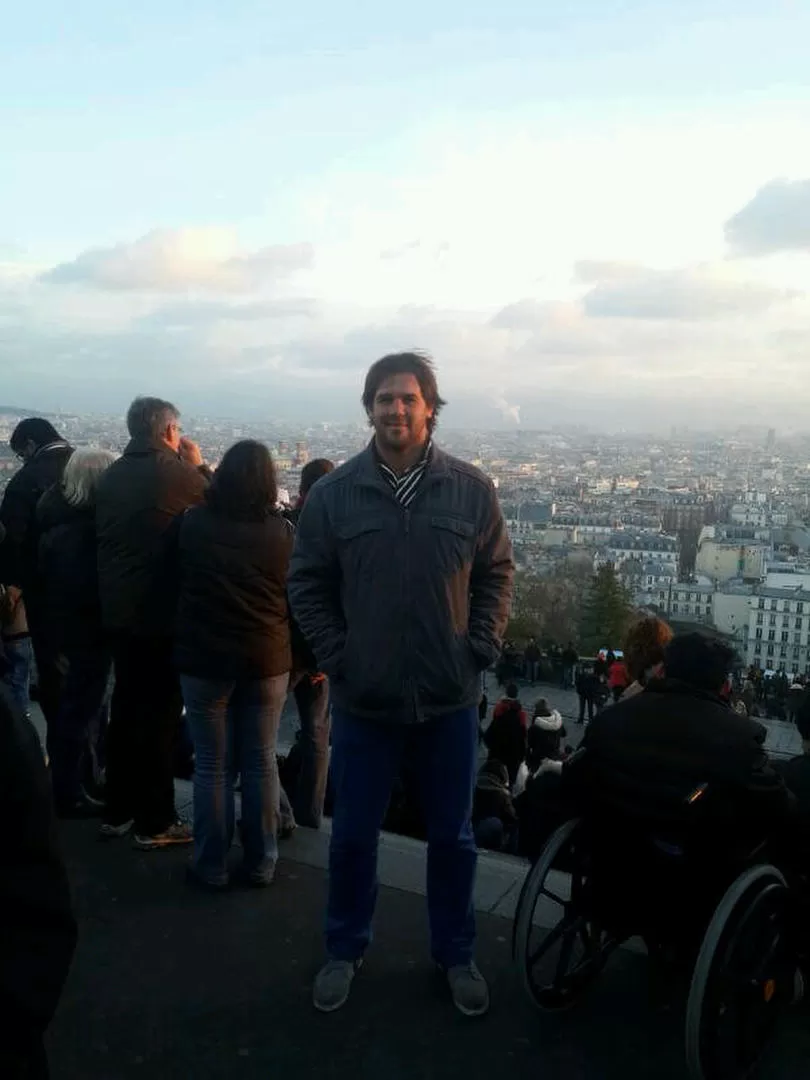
[287,442,514,723]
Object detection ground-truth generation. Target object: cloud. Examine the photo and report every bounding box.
[40,228,314,293]
[725,179,810,255]
[573,260,642,283]
[581,264,799,320]
[138,298,318,328]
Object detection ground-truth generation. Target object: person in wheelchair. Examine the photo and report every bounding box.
[567,632,795,860]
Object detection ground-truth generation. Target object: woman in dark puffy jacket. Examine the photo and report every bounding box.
[168,440,293,889]
[37,449,117,816]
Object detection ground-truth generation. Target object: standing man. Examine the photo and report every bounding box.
[0,419,73,735]
[289,352,513,1017]
[96,397,209,849]
[284,458,335,830]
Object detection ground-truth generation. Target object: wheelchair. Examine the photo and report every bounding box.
[512,774,799,1080]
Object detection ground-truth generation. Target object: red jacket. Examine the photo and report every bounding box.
[608,661,629,690]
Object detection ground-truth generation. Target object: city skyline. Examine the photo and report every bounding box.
[3,3,810,428]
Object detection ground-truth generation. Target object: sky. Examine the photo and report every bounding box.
[2,1,810,431]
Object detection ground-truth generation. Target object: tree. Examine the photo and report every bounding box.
[508,565,589,646]
[579,565,633,655]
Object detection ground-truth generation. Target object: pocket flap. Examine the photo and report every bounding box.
[430,515,476,538]
[336,516,385,541]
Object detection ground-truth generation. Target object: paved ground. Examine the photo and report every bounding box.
[49,819,810,1080]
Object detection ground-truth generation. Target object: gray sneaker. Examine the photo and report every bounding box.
[446,962,490,1017]
[313,958,362,1013]
[99,818,134,840]
[133,821,192,851]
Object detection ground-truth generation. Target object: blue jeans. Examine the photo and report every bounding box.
[181,673,289,886]
[2,636,33,716]
[327,705,479,968]
[292,675,331,829]
[50,647,112,807]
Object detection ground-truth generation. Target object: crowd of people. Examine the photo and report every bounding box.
[3,350,810,1076]
[0,352,515,1073]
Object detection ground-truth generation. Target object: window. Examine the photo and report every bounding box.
[770,615,777,626]
[706,605,712,615]
[672,603,679,614]
[795,634,803,646]
[782,616,790,628]
[758,598,765,610]
[799,602,804,614]
[757,613,764,625]
[768,630,775,641]
[782,632,789,643]
[771,600,778,611]
[755,628,763,640]
[767,644,775,656]
[796,618,803,630]
[754,642,762,654]
[793,647,801,659]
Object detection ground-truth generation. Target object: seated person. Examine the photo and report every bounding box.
[483,682,528,787]
[514,699,567,796]
[776,694,810,860]
[567,632,795,861]
[621,615,672,700]
[473,758,518,853]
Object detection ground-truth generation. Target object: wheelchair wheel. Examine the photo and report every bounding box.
[513,818,619,1011]
[685,864,793,1080]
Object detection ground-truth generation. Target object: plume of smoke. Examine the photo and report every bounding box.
[493,392,521,424]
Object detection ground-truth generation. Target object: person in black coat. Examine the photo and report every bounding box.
[567,633,795,860]
[0,419,73,734]
[776,694,810,861]
[37,450,117,817]
[167,440,294,888]
[95,396,209,848]
[0,685,77,1079]
[473,758,518,852]
[282,458,334,829]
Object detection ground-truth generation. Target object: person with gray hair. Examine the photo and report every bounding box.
[96,397,209,849]
[37,448,118,816]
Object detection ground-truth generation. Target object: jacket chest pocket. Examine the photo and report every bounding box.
[428,515,477,574]
[336,516,386,584]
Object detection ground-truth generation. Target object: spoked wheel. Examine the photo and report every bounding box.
[513,819,620,1010]
[685,865,794,1080]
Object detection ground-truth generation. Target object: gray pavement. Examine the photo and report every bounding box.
[49,818,810,1080]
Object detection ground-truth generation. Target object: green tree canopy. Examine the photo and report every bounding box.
[579,564,634,654]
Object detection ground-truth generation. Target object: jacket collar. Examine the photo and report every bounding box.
[31,440,70,461]
[123,436,175,458]
[644,677,728,708]
[355,438,450,491]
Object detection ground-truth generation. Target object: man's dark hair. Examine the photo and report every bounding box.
[9,418,63,454]
[126,396,179,442]
[361,351,447,432]
[663,632,736,694]
[300,458,334,498]
[505,682,519,699]
[206,440,278,522]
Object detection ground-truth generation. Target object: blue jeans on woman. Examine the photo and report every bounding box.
[181,672,289,886]
[1,636,33,717]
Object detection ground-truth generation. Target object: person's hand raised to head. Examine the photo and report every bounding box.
[178,437,204,468]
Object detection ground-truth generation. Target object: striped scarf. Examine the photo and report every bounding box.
[377,440,432,508]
